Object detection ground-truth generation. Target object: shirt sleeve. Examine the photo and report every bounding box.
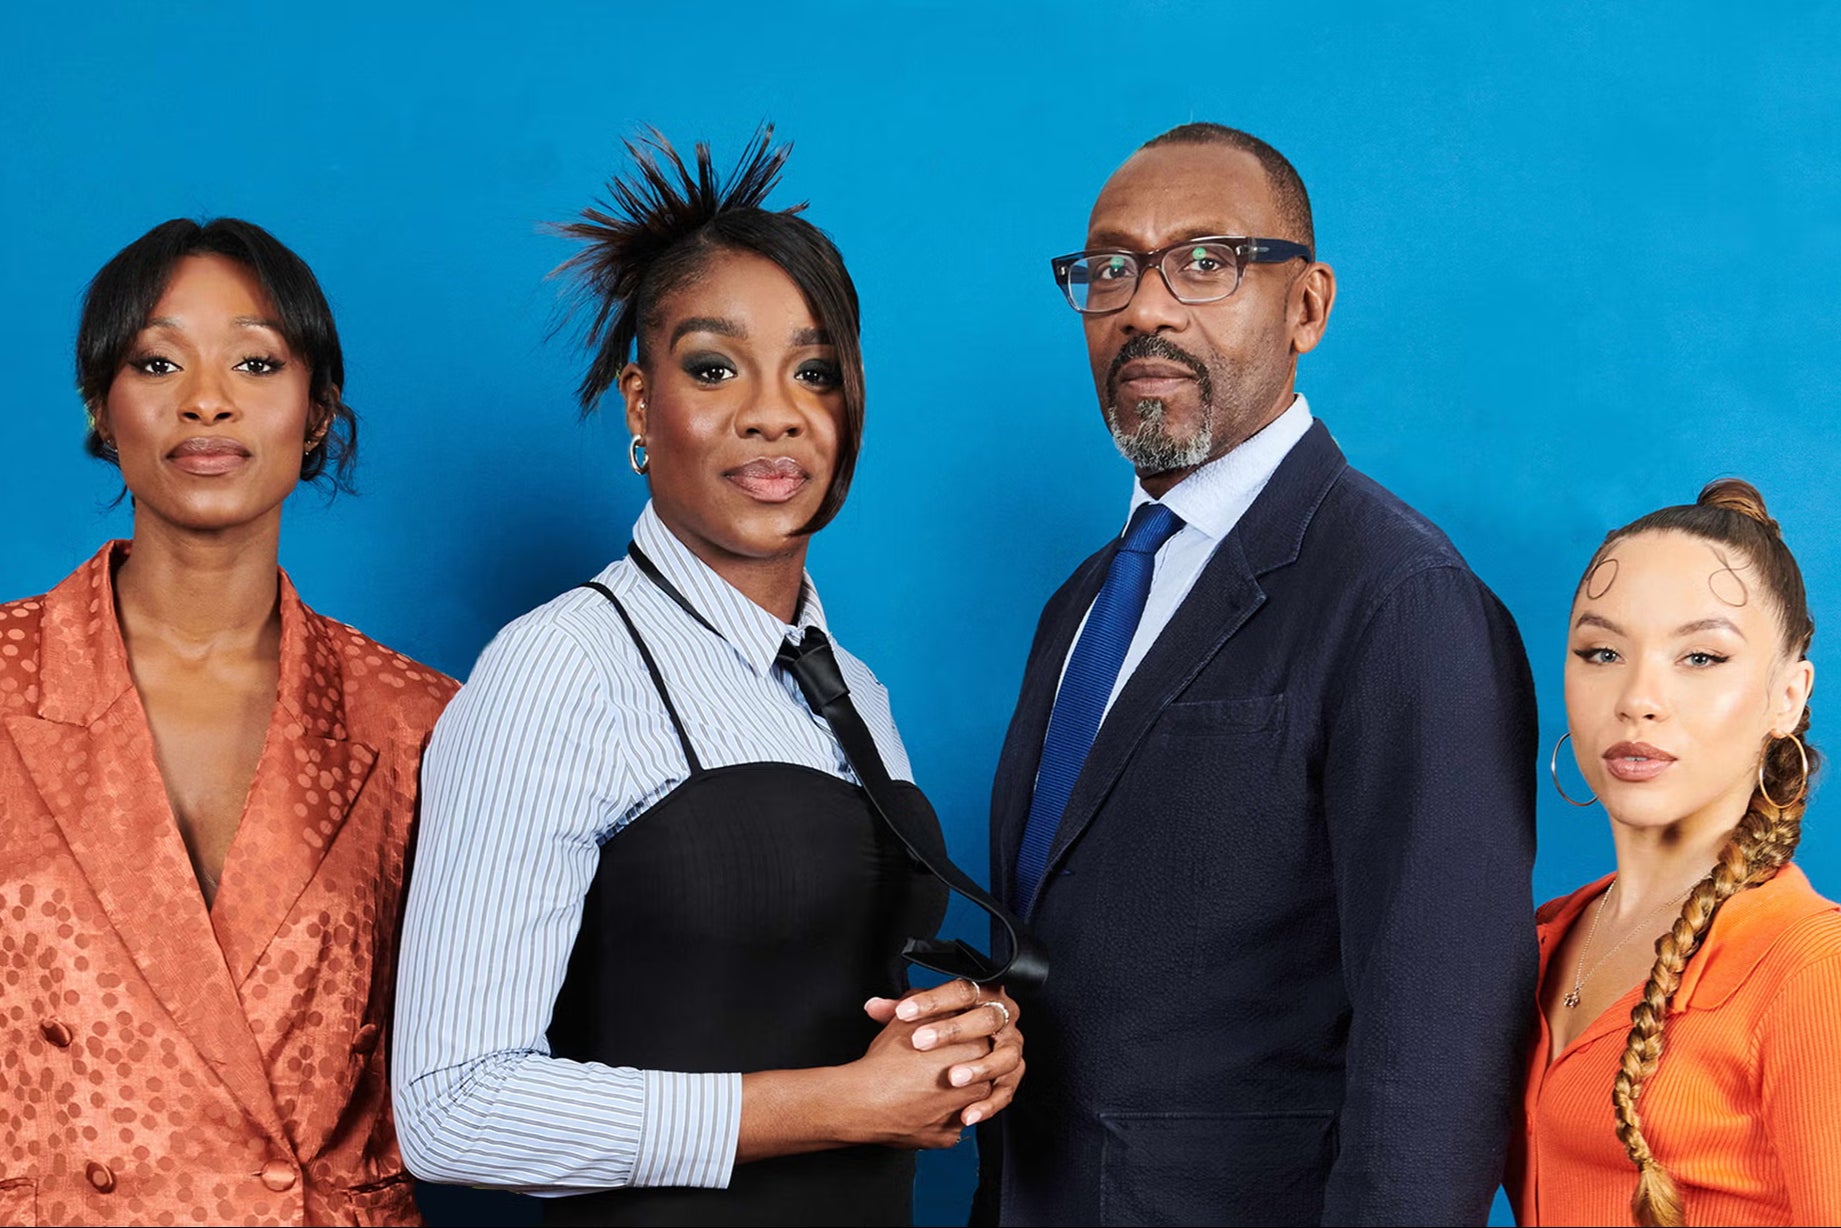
[391,615,740,1194]
[1319,564,1541,1225]
[1758,942,1841,1224]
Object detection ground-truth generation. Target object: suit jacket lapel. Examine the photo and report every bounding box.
[1028,535,1265,913]
[1019,421,1351,913]
[990,546,1113,903]
[3,545,291,1149]
[210,574,377,987]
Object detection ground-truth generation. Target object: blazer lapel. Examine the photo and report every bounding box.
[1023,422,1351,914]
[1025,535,1266,915]
[4,545,291,1149]
[210,574,377,987]
[990,547,1113,903]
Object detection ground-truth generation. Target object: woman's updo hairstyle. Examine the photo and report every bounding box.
[1580,477,1818,1227]
[553,125,864,536]
[75,217,357,491]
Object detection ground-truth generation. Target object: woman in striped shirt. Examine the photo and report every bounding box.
[1512,479,1840,1226]
[392,129,1025,1226]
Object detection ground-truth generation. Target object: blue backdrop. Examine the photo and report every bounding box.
[6,3,1837,1224]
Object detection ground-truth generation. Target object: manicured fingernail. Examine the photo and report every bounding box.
[964,1109,983,1125]
[897,1000,921,1020]
[913,1027,938,1048]
[950,1067,974,1087]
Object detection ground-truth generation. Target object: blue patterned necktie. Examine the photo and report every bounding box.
[1014,502,1185,904]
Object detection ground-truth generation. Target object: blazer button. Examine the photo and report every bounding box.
[85,1161,115,1193]
[259,1159,298,1192]
[39,1018,73,1048]
[349,1022,380,1056]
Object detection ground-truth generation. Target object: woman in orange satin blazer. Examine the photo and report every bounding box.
[0,219,456,1227]
[1511,480,1841,1227]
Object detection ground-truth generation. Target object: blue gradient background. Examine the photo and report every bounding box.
[5,4,1837,1224]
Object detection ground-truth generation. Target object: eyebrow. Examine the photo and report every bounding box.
[671,316,743,345]
[671,318,833,348]
[1675,616,1747,640]
[1083,227,1245,250]
[1573,612,1748,640]
[143,315,285,332]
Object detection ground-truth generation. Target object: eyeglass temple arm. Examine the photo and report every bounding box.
[1244,239,1313,263]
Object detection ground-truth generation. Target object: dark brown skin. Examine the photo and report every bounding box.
[617,252,1025,1156]
[1083,144,1336,498]
[96,254,326,908]
[618,250,841,625]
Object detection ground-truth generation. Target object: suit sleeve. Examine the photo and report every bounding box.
[1319,564,1539,1225]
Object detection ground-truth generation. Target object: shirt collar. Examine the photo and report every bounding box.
[630,502,827,678]
[1126,393,1314,541]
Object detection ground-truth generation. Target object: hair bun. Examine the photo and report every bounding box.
[1698,478,1781,537]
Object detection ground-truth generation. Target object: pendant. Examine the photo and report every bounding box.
[1563,989,1581,1008]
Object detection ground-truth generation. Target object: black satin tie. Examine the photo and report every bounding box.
[778,628,1049,991]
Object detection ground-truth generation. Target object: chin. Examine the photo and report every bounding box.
[1603,783,1737,838]
[138,491,289,536]
[705,516,813,561]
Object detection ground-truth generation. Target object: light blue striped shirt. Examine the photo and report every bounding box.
[393,503,913,1195]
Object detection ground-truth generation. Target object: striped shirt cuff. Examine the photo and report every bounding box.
[631,1070,741,1189]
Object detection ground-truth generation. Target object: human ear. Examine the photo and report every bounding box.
[306,392,337,453]
[1769,657,1815,737]
[1290,261,1336,356]
[620,363,648,439]
[87,400,113,446]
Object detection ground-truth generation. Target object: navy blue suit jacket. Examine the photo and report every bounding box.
[980,421,1539,1226]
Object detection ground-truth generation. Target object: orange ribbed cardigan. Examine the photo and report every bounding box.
[1509,863,1841,1226]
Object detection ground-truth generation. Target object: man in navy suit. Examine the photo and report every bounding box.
[978,124,1538,1225]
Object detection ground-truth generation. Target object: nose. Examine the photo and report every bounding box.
[180,365,237,425]
[1615,654,1671,725]
[734,374,806,441]
[1111,263,1189,336]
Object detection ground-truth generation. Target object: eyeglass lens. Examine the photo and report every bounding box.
[1062,241,1243,312]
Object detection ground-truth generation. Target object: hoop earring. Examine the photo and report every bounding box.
[1550,732,1598,807]
[629,435,649,476]
[1759,732,1810,809]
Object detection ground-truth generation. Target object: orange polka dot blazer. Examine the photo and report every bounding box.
[0,544,456,1226]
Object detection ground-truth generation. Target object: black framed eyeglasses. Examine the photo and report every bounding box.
[1050,235,1313,315]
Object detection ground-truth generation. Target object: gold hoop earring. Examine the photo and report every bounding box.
[1759,732,1810,809]
[1550,732,1598,807]
[629,435,649,476]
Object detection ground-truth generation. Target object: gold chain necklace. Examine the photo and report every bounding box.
[1563,878,1697,1009]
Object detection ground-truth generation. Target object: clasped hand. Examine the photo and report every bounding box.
[855,978,1025,1149]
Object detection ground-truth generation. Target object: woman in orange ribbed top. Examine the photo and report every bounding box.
[1511,479,1841,1227]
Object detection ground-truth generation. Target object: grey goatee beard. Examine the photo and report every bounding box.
[1108,396,1214,473]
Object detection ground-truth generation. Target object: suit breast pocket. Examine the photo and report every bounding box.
[1099,1110,1334,1226]
[1155,694,1285,738]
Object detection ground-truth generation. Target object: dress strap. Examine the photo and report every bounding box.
[578,582,704,775]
